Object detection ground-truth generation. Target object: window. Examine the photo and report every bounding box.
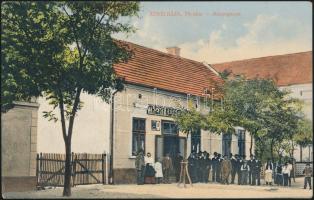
[222,133,232,156]
[238,129,246,157]
[132,118,146,156]
[191,129,201,153]
[162,121,178,135]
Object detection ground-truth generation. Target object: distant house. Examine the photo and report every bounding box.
[211,51,313,162]
[37,41,254,184]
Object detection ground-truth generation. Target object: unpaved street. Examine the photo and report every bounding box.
[3,177,313,199]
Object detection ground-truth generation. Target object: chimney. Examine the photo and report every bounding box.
[166,46,180,56]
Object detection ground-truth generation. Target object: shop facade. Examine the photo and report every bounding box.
[111,83,253,184]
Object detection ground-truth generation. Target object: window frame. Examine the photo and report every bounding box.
[131,117,146,156]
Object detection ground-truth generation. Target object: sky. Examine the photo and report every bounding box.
[114,1,312,64]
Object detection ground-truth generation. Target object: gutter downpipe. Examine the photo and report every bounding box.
[109,89,118,184]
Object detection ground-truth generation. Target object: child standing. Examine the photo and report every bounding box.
[303,163,312,190]
[154,159,163,184]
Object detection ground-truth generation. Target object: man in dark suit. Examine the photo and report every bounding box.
[211,152,218,182]
[173,152,183,182]
[252,156,262,186]
[230,153,237,184]
[247,155,255,185]
[216,154,223,183]
[204,152,211,183]
[237,155,245,185]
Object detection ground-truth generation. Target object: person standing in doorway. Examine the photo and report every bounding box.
[154,158,163,184]
[135,149,145,185]
[173,152,183,182]
[162,153,173,184]
[144,152,156,184]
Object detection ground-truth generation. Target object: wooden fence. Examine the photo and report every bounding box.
[36,152,107,188]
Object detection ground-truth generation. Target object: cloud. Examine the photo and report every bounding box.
[179,14,312,63]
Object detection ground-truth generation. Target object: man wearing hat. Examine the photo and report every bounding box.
[135,149,145,185]
[173,151,183,182]
[216,153,223,183]
[247,154,255,185]
[211,152,219,182]
[230,153,237,184]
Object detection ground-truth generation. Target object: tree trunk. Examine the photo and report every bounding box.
[291,140,294,158]
[184,133,189,160]
[300,145,303,162]
[249,133,253,156]
[270,139,274,163]
[60,87,82,197]
[63,140,72,196]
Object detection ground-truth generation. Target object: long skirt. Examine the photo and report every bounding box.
[265,171,273,183]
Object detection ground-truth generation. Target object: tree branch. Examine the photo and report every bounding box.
[62,5,82,58]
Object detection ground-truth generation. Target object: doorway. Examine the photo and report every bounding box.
[155,121,185,162]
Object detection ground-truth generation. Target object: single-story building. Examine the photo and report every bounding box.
[37,41,255,184]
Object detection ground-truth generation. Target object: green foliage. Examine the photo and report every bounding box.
[294,118,313,147]
[2,2,140,196]
[174,75,310,161]
[174,101,204,137]
[1,1,140,116]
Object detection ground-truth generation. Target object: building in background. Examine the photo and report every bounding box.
[212,51,313,162]
[1,101,39,192]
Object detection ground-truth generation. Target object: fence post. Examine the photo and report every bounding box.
[36,153,39,187]
[102,154,105,184]
[71,152,74,187]
[40,152,43,187]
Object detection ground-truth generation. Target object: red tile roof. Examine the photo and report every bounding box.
[211,51,312,86]
[114,41,224,98]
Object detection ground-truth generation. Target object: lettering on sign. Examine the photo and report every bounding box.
[147,104,182,117]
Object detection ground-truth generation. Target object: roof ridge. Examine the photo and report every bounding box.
[115,39,207,66]
[211,51,312,65]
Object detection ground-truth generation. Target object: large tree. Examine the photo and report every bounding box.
[1,1,139,196]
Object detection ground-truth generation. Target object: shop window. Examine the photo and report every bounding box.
[132,118,146,156]
[238,129,246,157]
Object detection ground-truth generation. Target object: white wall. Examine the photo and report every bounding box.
[37,92,111,154]
[279,83,313,162]
[279,83,312,121]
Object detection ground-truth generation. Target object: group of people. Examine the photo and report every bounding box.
[135,150,183,185]
[188,152,263,185]
[135,149,312,190]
